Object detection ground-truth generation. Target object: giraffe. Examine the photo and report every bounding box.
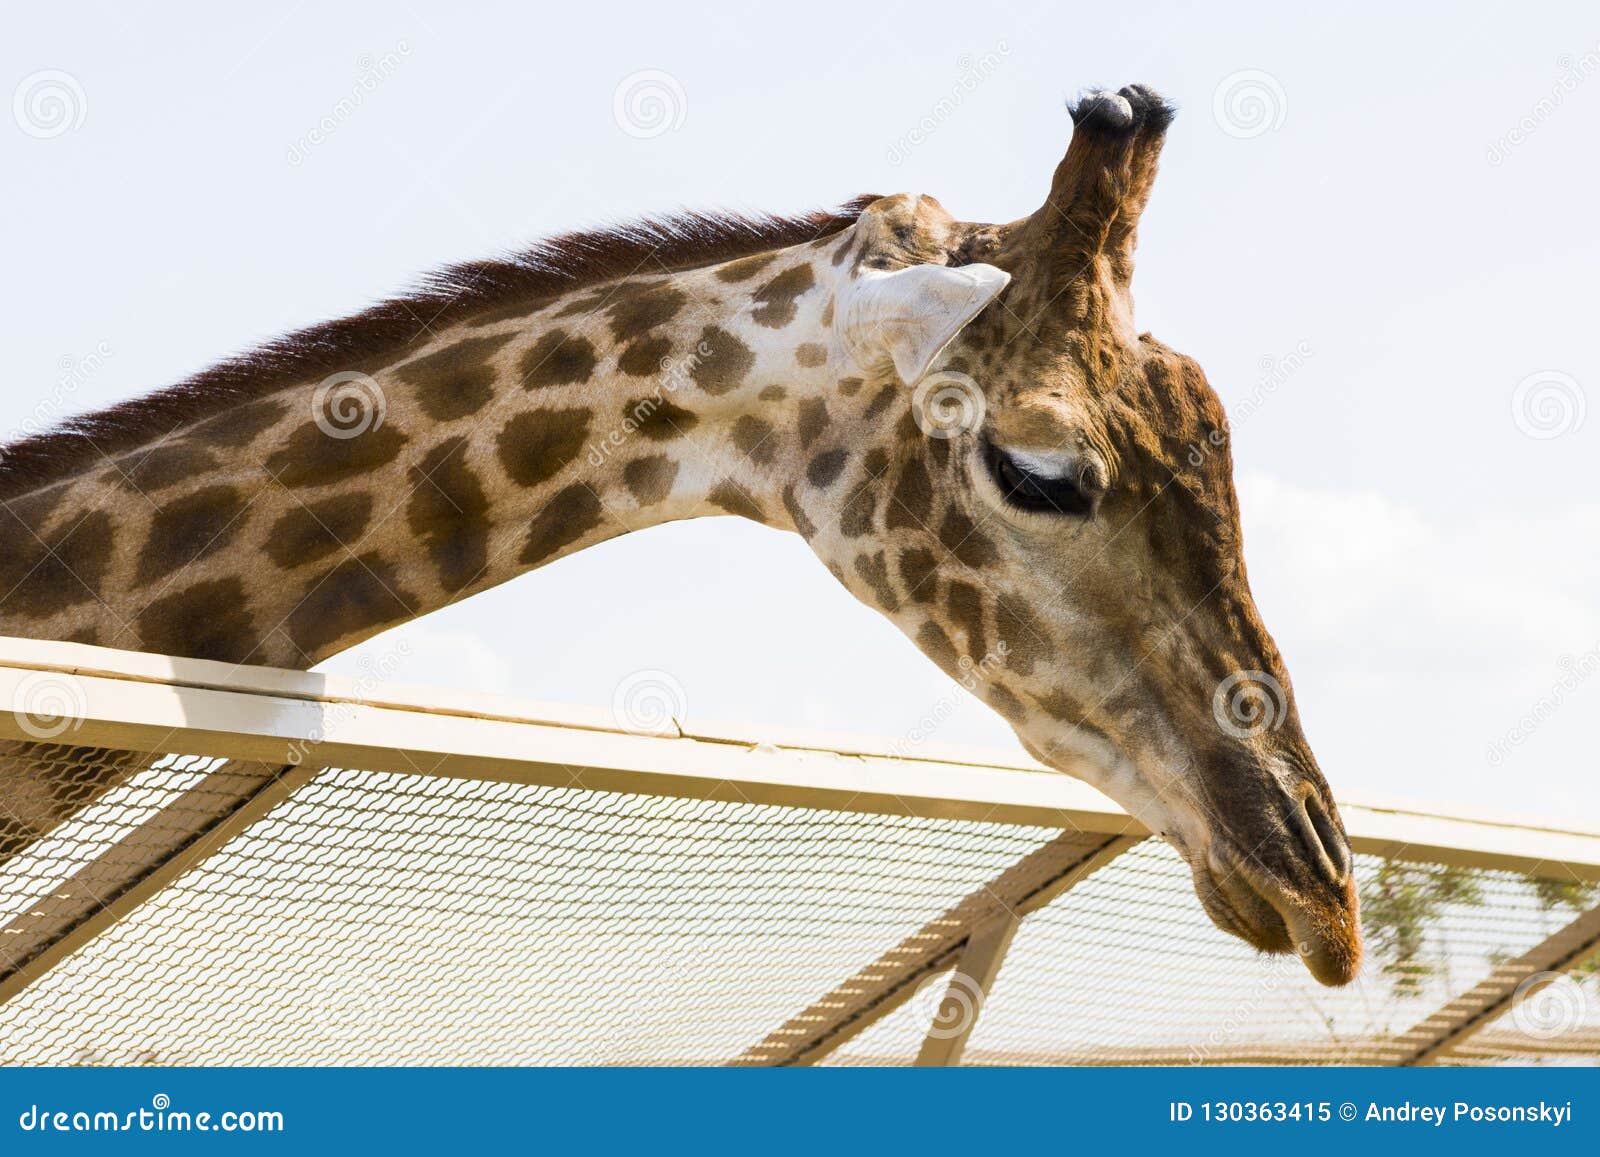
[0,85,1360,985]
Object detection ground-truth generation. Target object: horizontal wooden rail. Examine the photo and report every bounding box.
[1,636,1596,876]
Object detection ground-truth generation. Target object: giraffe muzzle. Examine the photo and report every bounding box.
[1189,794,1363,988]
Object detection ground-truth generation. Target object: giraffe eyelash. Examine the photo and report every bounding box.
[982,441,1098,517]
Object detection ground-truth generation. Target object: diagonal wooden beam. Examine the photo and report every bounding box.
[1391,899,1600,1065]
[0,762,314,1006]
[913,908,1020,1067]
[735,832,1141,1066]
[0,758,286,978]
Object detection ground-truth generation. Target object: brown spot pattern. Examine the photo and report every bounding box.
[916,620,960,678]
[550,288,616,318]
[716,252,779,282]
[623,454,679,506]
[806,449,848,489]
[708,480,763,522]
[938,508,998,568]
[863,384,898,420]
[287,553,416,656]
[193,399,288,446]
[781,485,816,539]
[838,464,880,539]
[265,494,373,569]
[797,398,828,449]
[898,547,938,603]
[853,551,899,612]
[946,580,987,659]
[0,510,115,618]
[135,485,252,586]
[607,284,688,341]
[520,484,604,564]
[496,408,592,488]
[265,421,408,489]
[886,457,933,529]
[751,265,815,328]
[618,336,673,377]
[690,327,754,396]
[987,684,1028,723]
[732,416,776,465]
[995,597,1046,676]
[1031,689,1084,723]
[394,333,512,421]
[407,438,492,593]
[520,330,598,389]
[135,577,256,662]
[627,397,699,441]
[116,442,220,495]
[0,481,69,537]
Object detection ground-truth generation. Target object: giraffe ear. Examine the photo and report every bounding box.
[838,263,1010,386]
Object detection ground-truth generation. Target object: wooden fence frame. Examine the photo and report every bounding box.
[2,636,1597,1064]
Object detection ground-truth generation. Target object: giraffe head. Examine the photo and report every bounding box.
[812,87,1360,985]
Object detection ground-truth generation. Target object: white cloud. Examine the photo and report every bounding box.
[1237,472,1600,819]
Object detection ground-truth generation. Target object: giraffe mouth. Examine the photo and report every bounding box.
[1194,857,1292,951]
[1191,844,1362,987]
[1016,726,1362,984]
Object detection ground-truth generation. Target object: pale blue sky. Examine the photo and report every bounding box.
[5,2,1597,820]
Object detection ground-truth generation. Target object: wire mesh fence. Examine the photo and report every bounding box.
[956,844,1600,1065]
[0,759,1061,1065]
[0,640,1596,1067]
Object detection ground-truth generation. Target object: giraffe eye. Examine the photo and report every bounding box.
[983,441,1096,517]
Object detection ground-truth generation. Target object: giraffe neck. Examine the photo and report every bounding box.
[0,231,862,670]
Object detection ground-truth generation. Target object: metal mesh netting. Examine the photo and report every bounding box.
[0,756,1057,1065]
[953,842,1598,1066]
[0,749,283,975]
[0,746,1595,1066]
[1443,978,1600,1065]
[821,969,955,1067]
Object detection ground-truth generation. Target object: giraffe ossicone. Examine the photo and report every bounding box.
[0,84,1361,986]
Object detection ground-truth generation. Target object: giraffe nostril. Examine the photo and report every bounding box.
[1300,789,1351,886]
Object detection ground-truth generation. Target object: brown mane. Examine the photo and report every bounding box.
[0,196,876,499]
